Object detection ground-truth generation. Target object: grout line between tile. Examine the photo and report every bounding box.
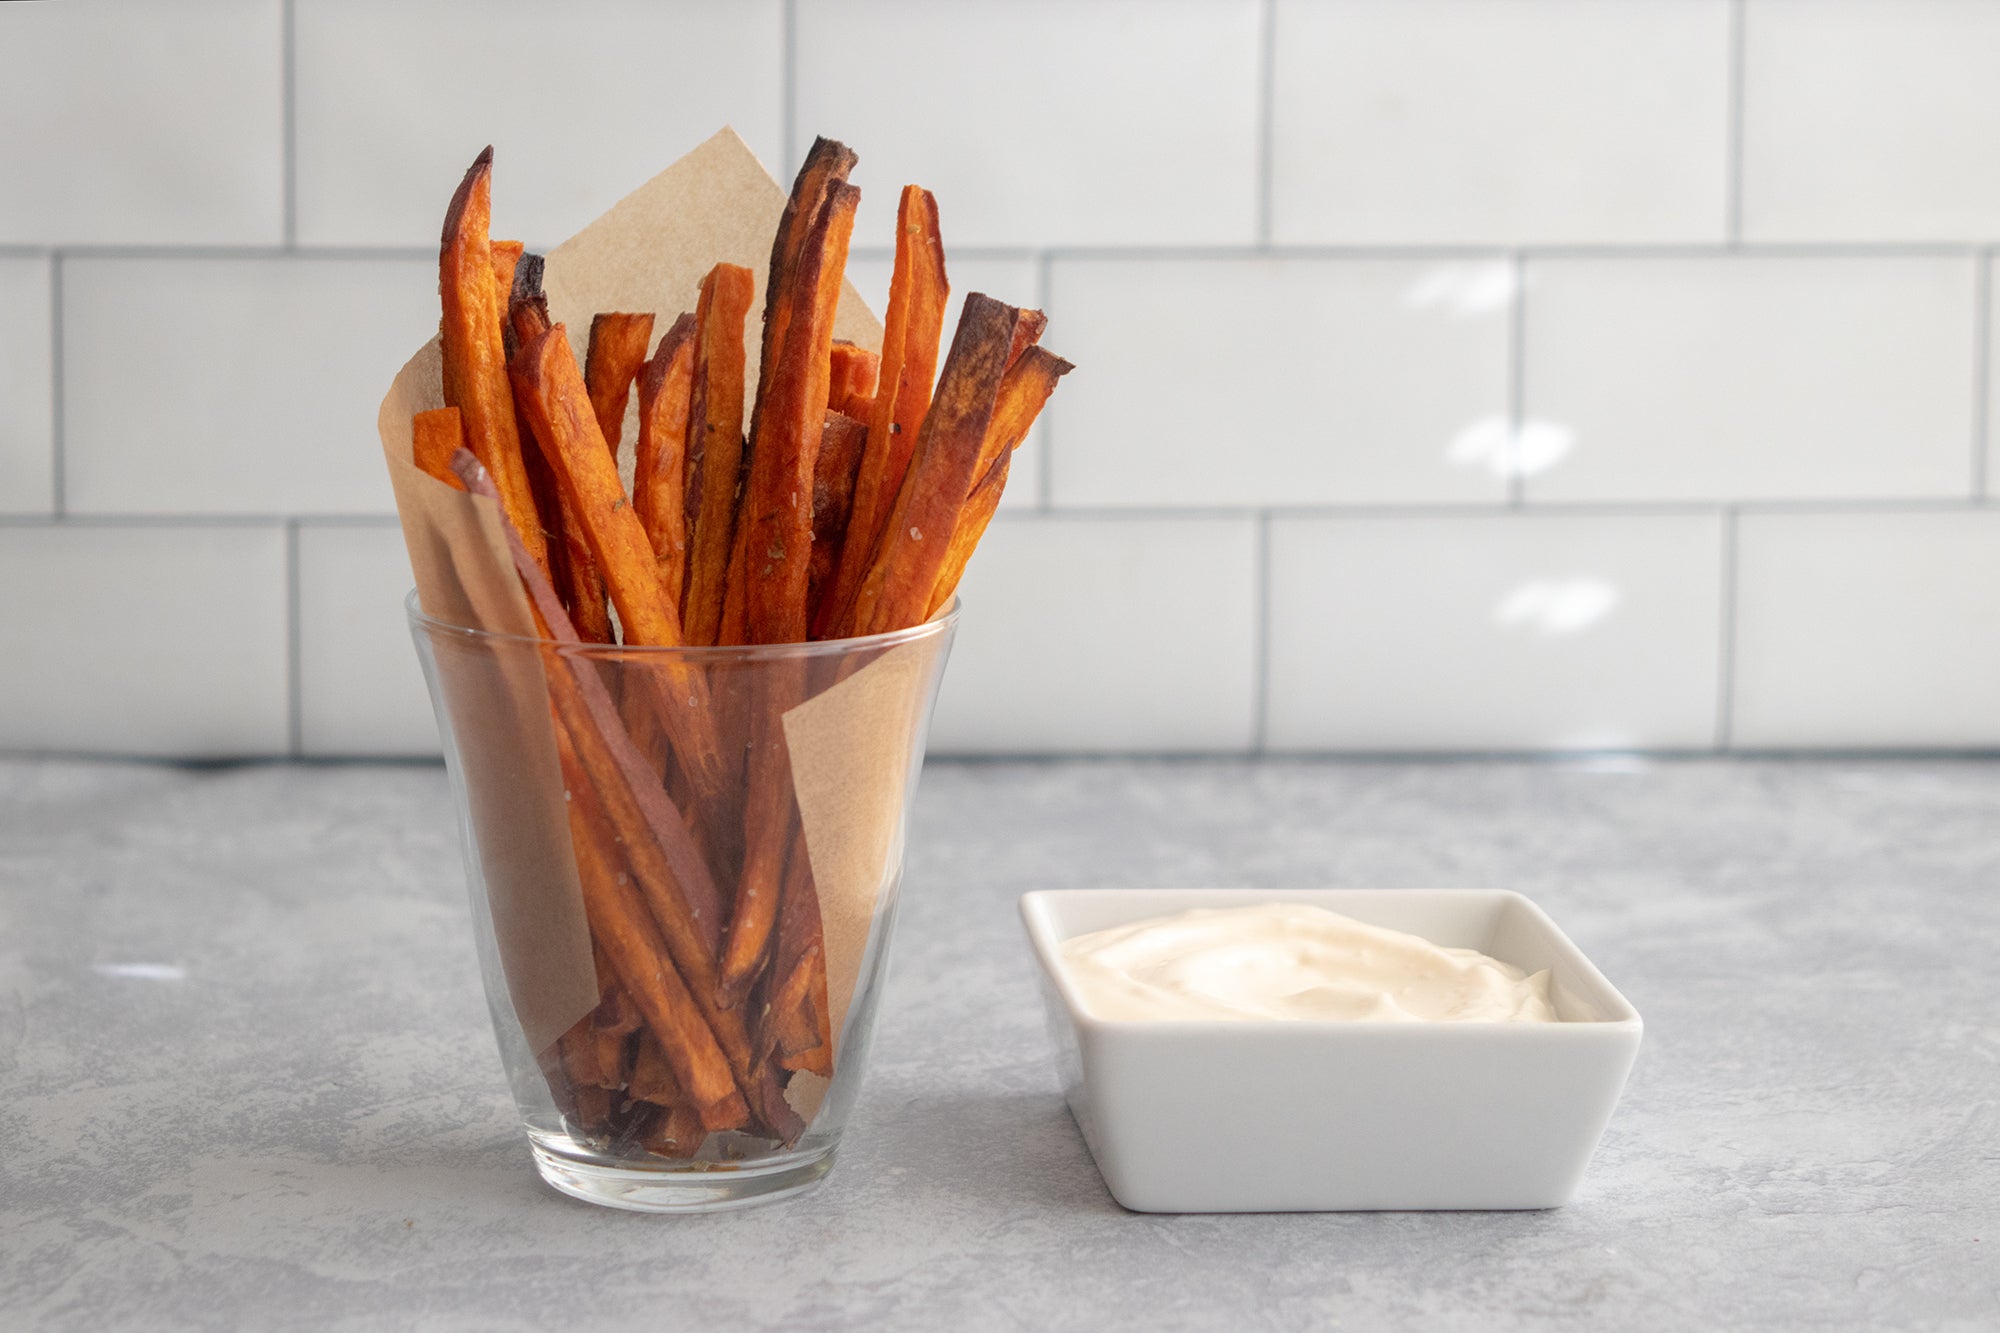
[1507,251,1527,507]
[1973,251,1990,497]
[1716,506,1739,749]
[48,253,63,516]
[49,245,432,263]
[781,0,797,175]
[1036,251,1055,509]
[285,519,303,758]
[282,0,297,248]
[1254,0,1277,248]
[1250,511,1272,753]
[1725,0,1745,244]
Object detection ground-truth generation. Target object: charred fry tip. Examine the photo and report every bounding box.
[442,147,495,245]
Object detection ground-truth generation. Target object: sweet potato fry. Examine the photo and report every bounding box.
[816,185,948,639]
[627,1035,708,1158]
[828,341,880,421]
[509,324,727,789]
[808,411,868,625]
[439,149,546,574]
[751,138,859,429]
[585,312,656,453]
[489,239,524,321]
[681,263,756,645]
[843,293,1019,637]
[765,835,833,1074]
[634,314,697,613]
[411,407,467,490]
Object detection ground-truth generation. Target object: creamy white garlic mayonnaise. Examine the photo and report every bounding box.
[1059,903,1558,1023]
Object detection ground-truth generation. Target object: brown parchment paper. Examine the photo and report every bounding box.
[379,127,887,1068]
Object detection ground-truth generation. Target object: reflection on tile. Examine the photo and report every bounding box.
[1733,511,2000,747]
[0,0,282,245]
[1272,0,1729,244]
[1051,258,1508,506]
[929,516,1257,753]
[1268,514,1722,751]
[795,0,1261,247]
[294,0,783,246]
[0,257,53,515]
[1743,0,2000,241]
[297,525,437,757]
[0,526,288,755]
[1524,256,1976,502]
[63,257,434,515]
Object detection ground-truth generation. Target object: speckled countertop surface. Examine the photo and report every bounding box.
[1,756,1995,1330]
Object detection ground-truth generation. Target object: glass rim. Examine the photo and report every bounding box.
[405,587,960,661]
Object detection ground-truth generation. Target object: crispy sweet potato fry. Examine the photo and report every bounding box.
[843,293,1019,638]
[585,312,656,454]
[412,407,468,490]
[634,314,697,613]
[816,185,948,639]
[628,1035,708,1158]
[808,411,868,624]
[828,341,880,421]
[751,138,859,432]
[681,263,756,645]
[764,832,832,1071]
[439,149,546,574]
[489,239,524,323]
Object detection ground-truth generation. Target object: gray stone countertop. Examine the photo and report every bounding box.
[1,756,1995,1330]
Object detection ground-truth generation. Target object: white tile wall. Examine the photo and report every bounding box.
[1267,514,1723,751]
[294,0,785,248]
[297,524,437,757]
[0,525,288,756]
[1742,0,2000,243]
[844,253,1045,507]
[1050,258,1510,506]
[0,0,284,246]
[1733,511,2000,748]
[62,257,434,516]
[794,0,1262,248]
[1272,0,1731,246]
[0,258,53,515]
[11,0,2000,756]
[929,516,1258,753]
[1523,256,1978,503]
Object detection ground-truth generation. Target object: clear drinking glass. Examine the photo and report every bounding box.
[409,591,957,1212]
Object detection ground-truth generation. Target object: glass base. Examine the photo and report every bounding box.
[529,1137,836,1213]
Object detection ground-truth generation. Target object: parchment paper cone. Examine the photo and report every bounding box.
[381,128,924,1098]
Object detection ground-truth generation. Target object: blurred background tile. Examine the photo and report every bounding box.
[929,515,1258,753]
[1050,257,1510,506]
[1732,510,2000,747]
[297,524,437,757]
[0,258,53,515]
[795,0,1262,248]
[0,0,283,246]
[1523,256,1977,502]
[61,257,434,515]
[295,0,783,248]
[1267,513,1724,751]
[1742,0,2000,242]
[1271,0,1730,245]
[0,525,288,755]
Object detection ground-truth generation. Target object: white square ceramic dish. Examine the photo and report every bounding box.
[1020,888,1643,1213]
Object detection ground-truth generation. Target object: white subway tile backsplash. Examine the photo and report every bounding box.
[1271,0,1730,246]
[0,0,283,246]
[794,0,1261,249]
[1523,256,1977,503]
[297,525,437,757]
[928,516,1257,753]
[1267,513,1723,751]
[1743,1,2000,242]
[1733,510,2000,747]
[62,257,435,516]
[0,525,288,755]
[1050,258,1509,507]
[0,258,53,515]
[845,253,1045,508]
[293,0,784,248]
[1736,506,2000,740]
